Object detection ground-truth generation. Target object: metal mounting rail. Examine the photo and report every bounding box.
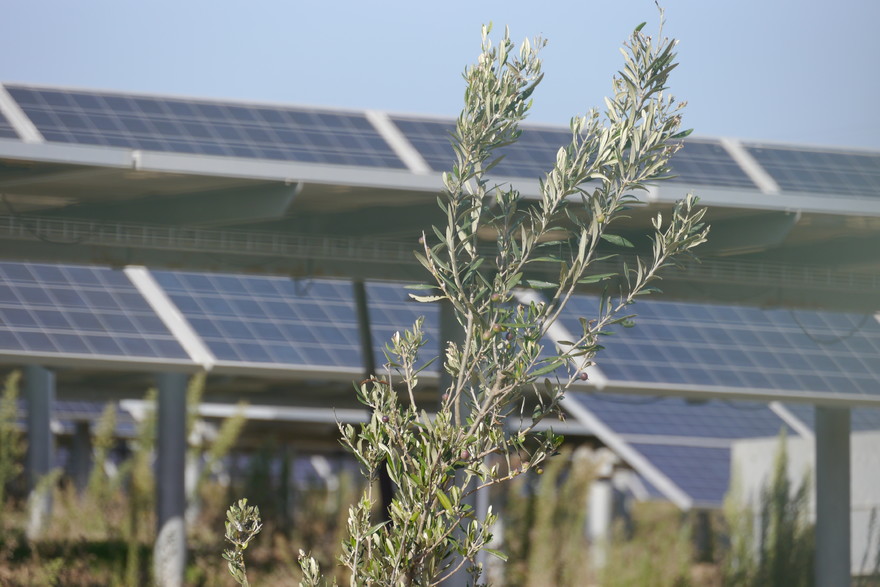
[0,214,877,296]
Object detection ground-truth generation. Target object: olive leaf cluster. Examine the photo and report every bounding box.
[215,16,711,587]
[224,498,263,587]
[295,18,708,587]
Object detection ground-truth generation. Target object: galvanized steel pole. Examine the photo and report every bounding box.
[154,372,188,587]
[24,364,54,539]
[815,406,851,587]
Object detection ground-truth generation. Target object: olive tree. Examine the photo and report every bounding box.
[227,16,708,587]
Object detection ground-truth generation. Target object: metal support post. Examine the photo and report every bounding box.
[353,279,394,519]
[154,372,188,587]
[25,364,54,539]
[70,420,92,494]
[815,406,851,587]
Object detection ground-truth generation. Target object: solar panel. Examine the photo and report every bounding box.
[47,400,139,437]
[559,296,880,399]
[571,393,791,439]
[565,392,795,507]
[629,443,730,506]
[0,262,189,362]
[365,281,441,371]
[745,144,880,198]
[390,115,571,178]
[666,139,756,188]
[151,271,363,369]
[392,116,757,190]
[6,85,406,169]
[0,109,18,139]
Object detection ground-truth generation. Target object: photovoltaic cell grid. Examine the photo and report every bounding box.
[391,116,758,190]
[365,281,441,371]
[558,295,880,397]
[151,271,363,369]
[630,444,730,506]
[745,144,880,199]
[564,392,798,506]
[5,85,406,169]
[666,139,756,188]
[390,115,572,178]
[15,400,140,437]
[0,262,188,361]
[0,109,18,139]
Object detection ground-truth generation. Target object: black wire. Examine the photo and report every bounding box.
[722,399,772,411]
[2,194,91,245]
[789,309,872,345]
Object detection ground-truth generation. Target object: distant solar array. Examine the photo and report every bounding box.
[3,84,876,198]
[16,399,140,438]
[5,85,405,168]
[667,139,756,188]
[746,143,880,199]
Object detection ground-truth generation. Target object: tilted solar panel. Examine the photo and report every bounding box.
[151,270,364,369]
[666,139,756,188]
[0,262,189,362]
[391,115,757,189]
[559,295,880,398]
[570,393,792,439]
[629,443,730,506]
[390,115,570,178]
[6,85,406,169]
[365,281,441,372]
[745,144,880,198]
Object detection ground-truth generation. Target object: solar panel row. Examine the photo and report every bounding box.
[0,263,187,361]
[6,85,877,198]
[5,85,406,169]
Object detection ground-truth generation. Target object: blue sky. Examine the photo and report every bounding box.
[2,0,878,149]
